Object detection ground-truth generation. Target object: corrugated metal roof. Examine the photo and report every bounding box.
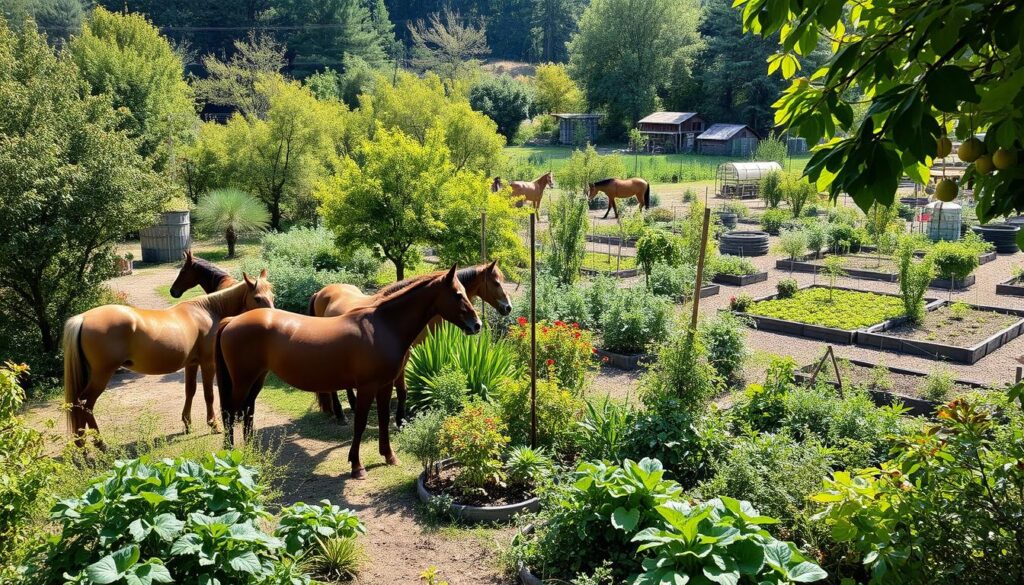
[698,124,751,141]
[638,112,697,125]
[552,113,601,119]
[718,161,782,181]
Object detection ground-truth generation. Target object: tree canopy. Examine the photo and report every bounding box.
[469,74,533,140]
[737,0,1024,239]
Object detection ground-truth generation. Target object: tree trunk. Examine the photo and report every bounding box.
[394,258,405,281]
[226,226,237,258]
[270,193,282,232]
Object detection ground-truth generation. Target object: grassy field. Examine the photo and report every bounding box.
[506,145,810,184]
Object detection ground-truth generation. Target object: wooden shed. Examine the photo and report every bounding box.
[552,114,600,145]
[716,161,782,199]
[697,124,760,156]
[637,112,706,153]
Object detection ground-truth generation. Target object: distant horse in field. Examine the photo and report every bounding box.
[491,176,503,193]
[589,177,651,219]
[169,250,236,298]
[63,272,274,441]
[215,265,481,479]
[510,171,555,211]
[307,262,513,426]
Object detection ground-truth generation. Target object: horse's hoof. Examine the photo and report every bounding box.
[385,453,401,466]
[209,424,223,435]
[351,467,368,480]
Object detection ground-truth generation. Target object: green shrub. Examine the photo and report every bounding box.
[397,410,446,478]
[760,208,789,235]
[712,254,759,276]
[699,311,749,382]
[237,256,358,313]
[720,200,750,218]
[504,446,554,488]
[261,226,380,283]
[826,222,862,253]
[39,451,330,585]
[759,170,785,208]
[546,192,590,286]
[577,398,632,462]
[497,376,583,453]
[732,357,796,433]
[405,322,517,411]
[275,501,366,558]
[636,228,681,276]
[897,237,934,323]
[1,363,59,579]
[922,369,955,402]
[599,287,673,355]
[648,262,697,299]
[508,319,594,394]
[927,240,979,282]
[516,273,595,330]
[425,366,468,415]
[440,404,510,493]
[776,278,799,298]
[623,398,729,487]
[729,293,754,312]
[804,220,827,257]
[778,228,808,259]
[640,331,723,413]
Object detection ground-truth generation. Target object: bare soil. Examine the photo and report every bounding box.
[883,304,1022,347]
[817,360,979,400]
[425,466,535,507]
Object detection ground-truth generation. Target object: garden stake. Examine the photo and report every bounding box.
[530,211,537,449]
[481,211,487,323]
[807,346,844,396]
[688,207,712,336]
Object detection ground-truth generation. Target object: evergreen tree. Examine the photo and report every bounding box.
[275,0,389,77]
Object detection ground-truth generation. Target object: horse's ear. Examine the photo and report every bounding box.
[183,250,192,263]
[487,260,497,273]
[243,272,255,287]
[444,264,458,284]
[258,268,268,280]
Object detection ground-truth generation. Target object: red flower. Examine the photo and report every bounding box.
[546,359,555,366]
[602,356,610,363]
[517,316,528,325]
[572,322,580,329]
[554,320,566,328]
[573,332,581,339]
[591,347,598,354]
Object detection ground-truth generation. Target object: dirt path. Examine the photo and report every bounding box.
[107,265,180,308]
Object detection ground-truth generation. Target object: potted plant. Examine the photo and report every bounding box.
[114,252,134,276]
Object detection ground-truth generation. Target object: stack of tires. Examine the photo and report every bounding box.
[719,231,770,257]
[971,223,1020,254]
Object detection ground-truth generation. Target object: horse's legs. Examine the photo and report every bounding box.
[376,385,400,466]
[181,363,198,433]
[349,388,377,480]
[200,362,222,433]
[346,389,357,414]
[611,197,619,218]
[394,371,408,428]
[602,196,612,219]
[242,373,267,443]
[330,391,348,425]
[77,366,114,449]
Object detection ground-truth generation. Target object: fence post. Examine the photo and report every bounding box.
[689,207,712,334]
[530,212,537,449]
[480,211,487,322]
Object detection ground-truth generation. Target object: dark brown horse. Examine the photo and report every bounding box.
[215,265,481,479]
[307,262,513,425]
[64,273,274,440]
[589,177,651,218]
[169,250,236,298]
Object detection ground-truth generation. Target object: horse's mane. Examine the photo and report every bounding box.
[185,278,271,312]
[379,265,483,297]
[191,256,231,280]
[590,177,616,187]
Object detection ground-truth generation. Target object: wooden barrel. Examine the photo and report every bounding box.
[140,211,190,263]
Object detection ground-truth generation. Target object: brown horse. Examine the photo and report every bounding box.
[215,265,481,479]
[589,177,651,218]
[169,250,236,298]
[63,272,273,440]
[510,171,555,211]
[308,262,513,425]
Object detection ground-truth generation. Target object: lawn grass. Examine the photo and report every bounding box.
[581,251,638,272]
[154,283,205,304]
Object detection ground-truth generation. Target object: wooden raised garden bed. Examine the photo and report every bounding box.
[417,460,540,523]
[996,276,1024,297]
[712,271,769,287]
[776,253,978,290]
[580,267,640,278]
[594,347,654,371]
[856,302,1024,364]
[732,285,937,344]
[585,234,637,247]
[793,358,988,417]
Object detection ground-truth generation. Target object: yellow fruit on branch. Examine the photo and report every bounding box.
[975,154,994,175]
[957,137,984,163]
[936,136,952,158]
[993,148,1018,170]
[934,179,958,202]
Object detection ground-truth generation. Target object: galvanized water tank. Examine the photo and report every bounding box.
[140,211,191,263]
[923,201,961,242]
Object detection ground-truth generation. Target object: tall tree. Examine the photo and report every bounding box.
[409,8,489,82]
[0,20,167,371]
[275,0,389,77]
[69,7,196,168]
[568,0,703,138]
[1,0,85,46]
[533,62,585,113]
[530,0,582,62]
[192,31,287,119]
[469,75,533,140]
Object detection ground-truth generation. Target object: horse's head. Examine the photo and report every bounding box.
[479,261,512,316]
[242,269,275,310]
[587,183,600,199]
[436,265,482,335]
[543,171,555,188]
[169,250,198,298]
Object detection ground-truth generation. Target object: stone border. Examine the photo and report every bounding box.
[996,277,1024,297]
[793,359,988,417]
[712,271,769,287]
[595,347,654,370]
[856,302,1024,365]
[416,460,540,523]
[732,285,937,345]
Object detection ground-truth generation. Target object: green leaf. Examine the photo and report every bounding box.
[788,561,828,583]
[926,66,980,112]
[86,546,141,584]
[763,541,793,571]
[729,539,766,575]
[830,518,857,541]
[612,506,640,532]
[227,550,262,574]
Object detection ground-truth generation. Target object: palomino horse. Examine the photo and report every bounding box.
[509,171,555,211]
[588,177,651,218]
[63,272,273,440]
[215,265,481,479]
[169,250,236,298]
[308,262,513,425]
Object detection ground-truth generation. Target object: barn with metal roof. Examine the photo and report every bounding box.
[637,112,707,153]
[697,124,760,156]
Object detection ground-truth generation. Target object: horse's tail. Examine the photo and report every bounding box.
[215,319,234,416]
[62,314,87,437]
[644,182,651,209]
[307,290,318,316]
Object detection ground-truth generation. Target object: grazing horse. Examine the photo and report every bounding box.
[588,177,651,219]
[169,250,236,298]
[215,265,481,479]
[509,171,554,211]
[307,262,513,425]
[63,273,273,440]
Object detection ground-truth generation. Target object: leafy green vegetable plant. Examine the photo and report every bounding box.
[274,500,366,558]
[745,288,904,330]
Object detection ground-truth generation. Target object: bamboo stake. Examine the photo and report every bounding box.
[530,212,537,449]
